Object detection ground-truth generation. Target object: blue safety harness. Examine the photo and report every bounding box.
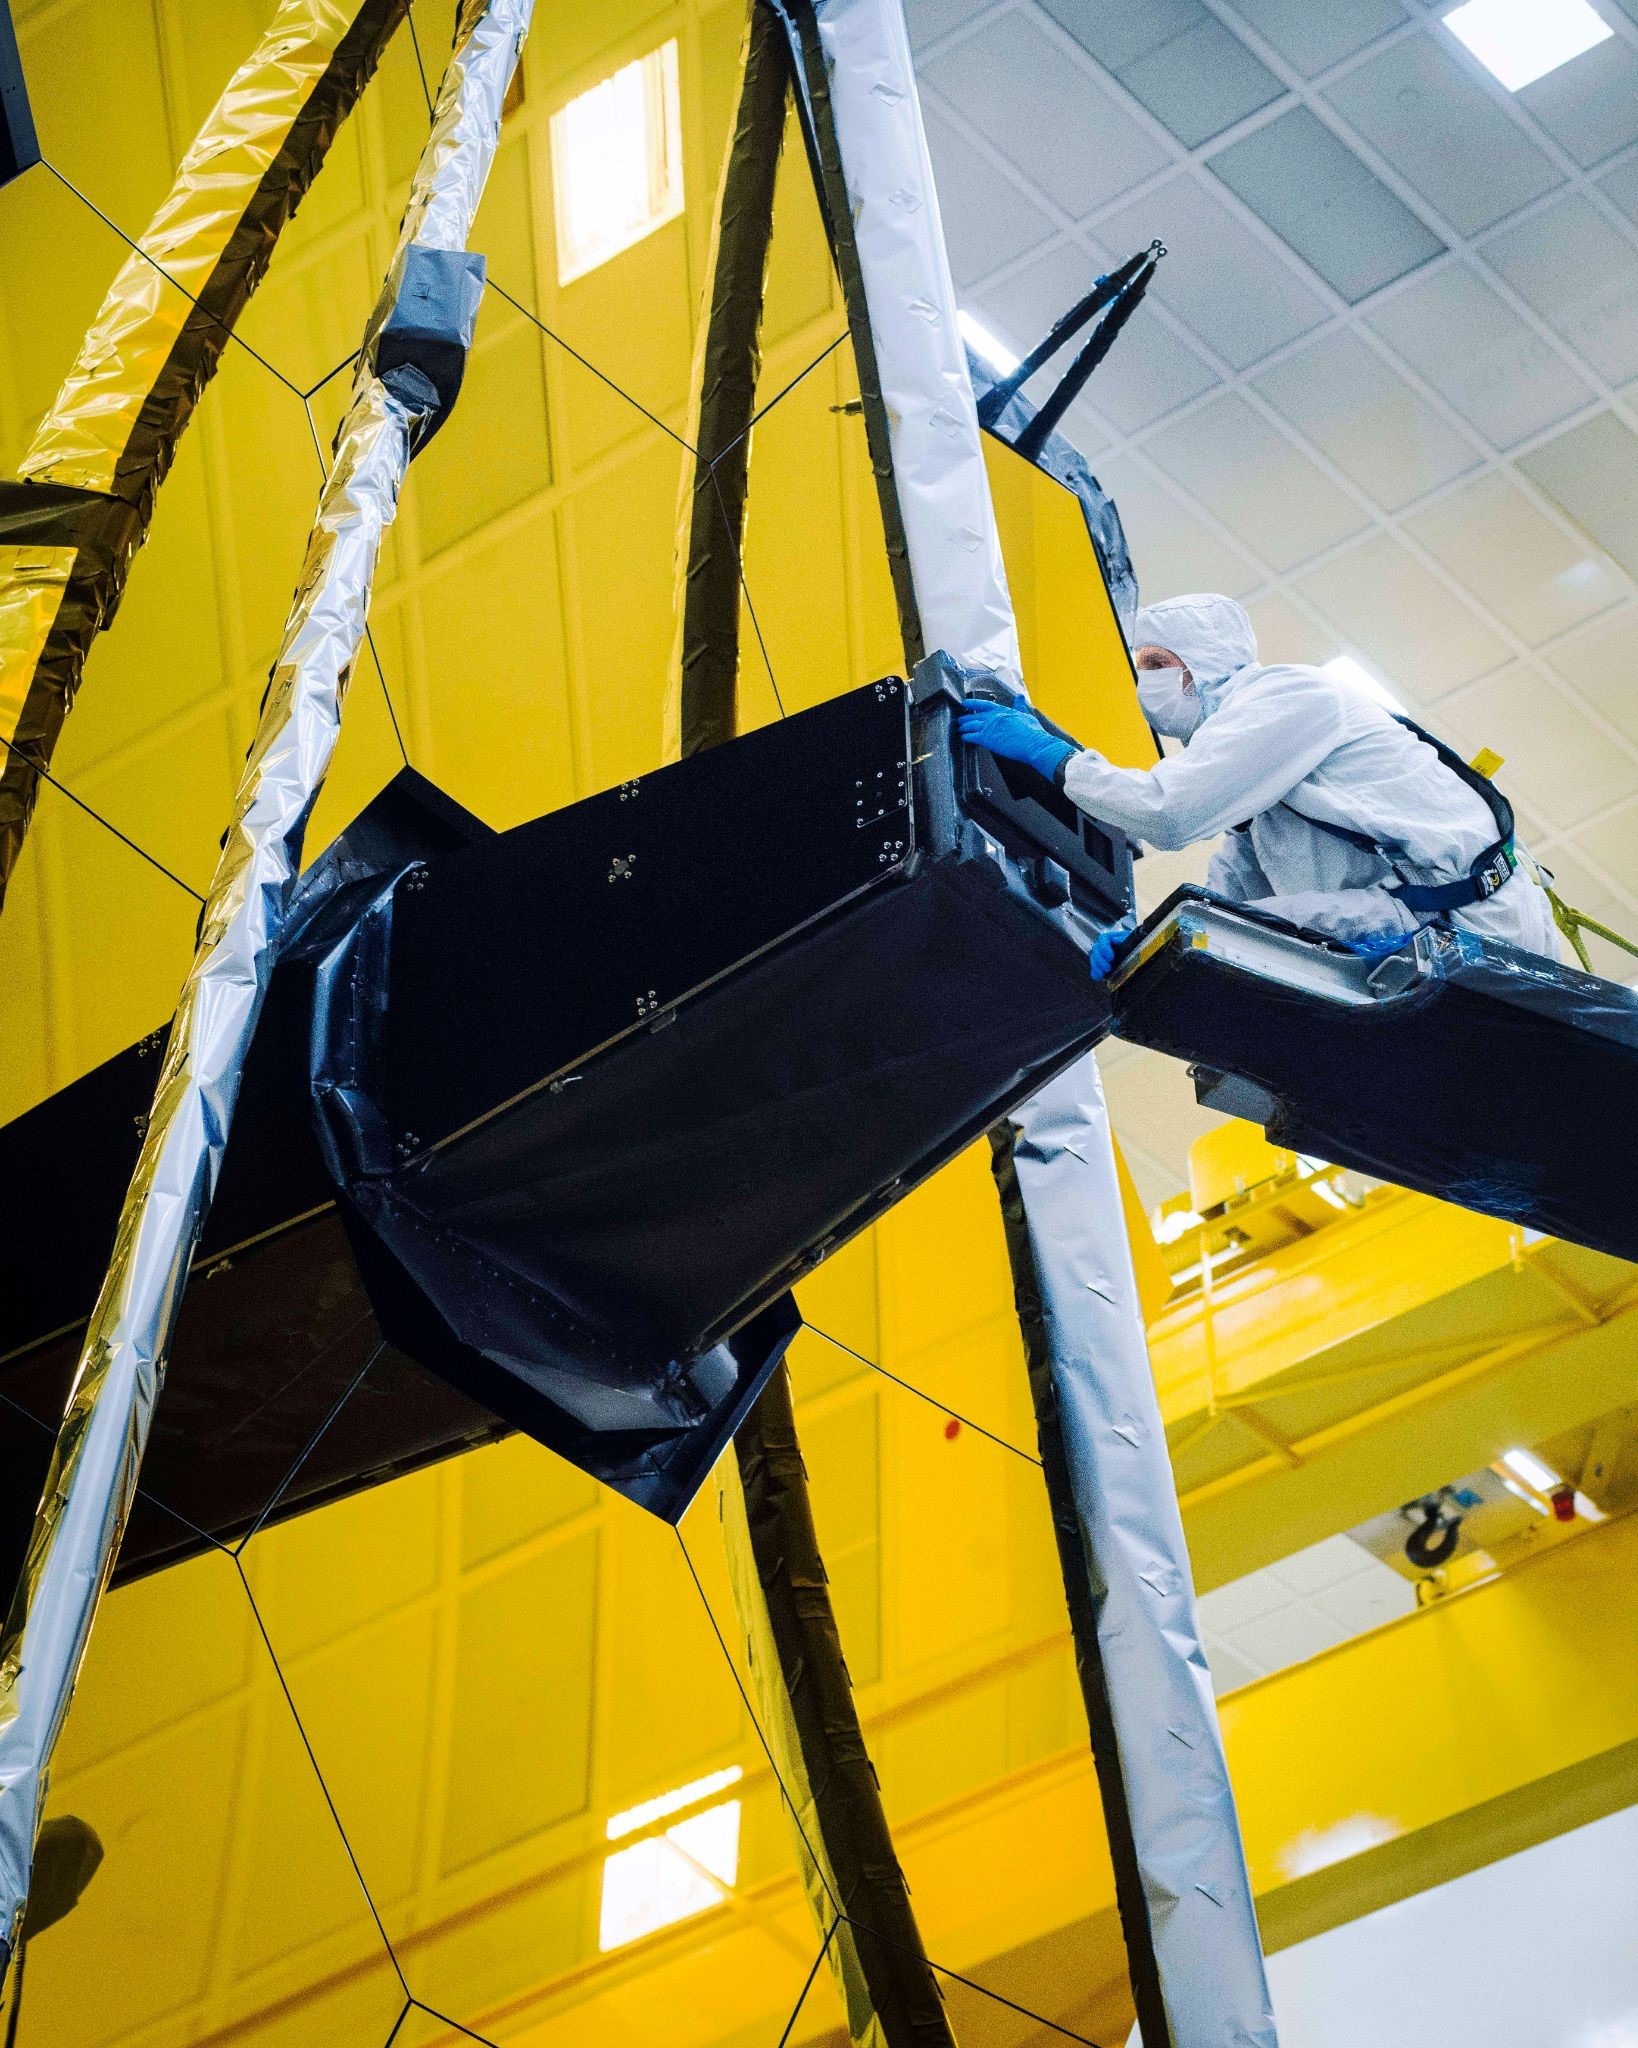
[1243,714,1517,916]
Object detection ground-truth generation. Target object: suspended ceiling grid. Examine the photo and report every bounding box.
[908,0,1638,1201]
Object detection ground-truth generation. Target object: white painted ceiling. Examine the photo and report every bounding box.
[907,0,1638,1203]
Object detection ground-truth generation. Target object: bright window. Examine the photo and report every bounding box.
[1443,0,1612,92]
[551,41,684,285]
[598,1767,742,1951]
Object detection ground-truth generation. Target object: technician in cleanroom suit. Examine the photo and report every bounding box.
[956,590,1560,966]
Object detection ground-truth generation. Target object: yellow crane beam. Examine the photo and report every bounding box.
[1146,1177,1638,1588]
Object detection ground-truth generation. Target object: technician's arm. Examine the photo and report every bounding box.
[1059,670,1348,852]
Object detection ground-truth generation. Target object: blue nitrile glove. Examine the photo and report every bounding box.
[1342,925,1419,959]
[955,698,1077,783]
[1089,914,1136,981]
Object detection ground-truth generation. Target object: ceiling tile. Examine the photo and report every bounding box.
[1132,840,1214,917]
[1143,391,1370,571]
[1228,1597,1347,1672]
[1097,173,1329,368]
[905,0,991,49]
[1116,20,1285,149]
[1519,411,1638,579]
[1293,530,1511,699]
[1516,29,1638,169]
[1052,299,1219,434]
[1600,155,1638,228]
[1244,591,1339,666]
[1530,840,1636,934]
[1197,1567,1289,1633]
[974,233,1099,339]
[1203,1637,1264,1694]
[1324,34,1562,237]
[1100,1040,1225,1190]
[1440,662,1638,826]
[1267,1534,1380,1595]
[922,104,1056,288]
[1095,452,1264,600]
[1406,470,1631,643]
[923,14,1173,218]
[1541,602,1638,748]
[1365,263,1595,447]
[1207,105,1445,303]
[1313,1566,1415,1633]
[1226,0,1410,77]
[1253,327,1480,509]
[1572,800,1638,918]
[1034,0,1208,71]
[1483,195,1638,390]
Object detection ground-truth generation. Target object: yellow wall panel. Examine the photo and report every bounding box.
[442,1527,600,1874]
[459,1435,601,1571]
[562,432,689,788]
[414,497,577,825]
[243,1460,443,1661]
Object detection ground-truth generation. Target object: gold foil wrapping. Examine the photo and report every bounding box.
[22,2,366,493]
[0,547,74,747]
[0,0,532,1965]
[0,0,412,904]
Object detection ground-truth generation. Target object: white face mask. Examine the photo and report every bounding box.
[1136,663,1204,741]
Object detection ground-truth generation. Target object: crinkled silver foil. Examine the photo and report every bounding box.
[813,4,1275,2038]
[0,0,533,1966]
[1011,1058,1277,2047]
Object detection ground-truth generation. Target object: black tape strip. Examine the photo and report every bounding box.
[735,1364,957,2048]
[989,1121,1173,2048]
[0,0,412,903]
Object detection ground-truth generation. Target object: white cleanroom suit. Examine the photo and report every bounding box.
[1059,592,1559,957]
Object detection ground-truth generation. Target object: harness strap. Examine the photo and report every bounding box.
[1237,713,1518,915]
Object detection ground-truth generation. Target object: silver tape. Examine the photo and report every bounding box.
[1011,1057,1277,2047]
[813,4,1275,2039]
[0,0,533,1965]
[813,0,1022,692]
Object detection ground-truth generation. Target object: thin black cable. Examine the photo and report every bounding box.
[409,1998,502,2047]
[304,348,361,401]
[236,1555,412,1995]
[774,1913,840,2048]
[708,465,786,719]
[677,1499,1100,2046]
[0,731,206,904]
[300,398,412,770]
[42,158,307,400]
[706,329,849,470]
[801,1322,1041,1467]
[672,1525,839,1911]
[0,1387,232,1559]
[836,1914,1104,2047]
[381,1999,414,2048]
[407,6,436,116]
[485,277,697,455]
[234,1341,385,1552]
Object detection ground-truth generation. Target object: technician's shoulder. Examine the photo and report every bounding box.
[1212,662,1348,729]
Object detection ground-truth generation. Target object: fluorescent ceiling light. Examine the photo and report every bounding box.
[1443,0,1612,92]
[606,1764,742,1841]
[1322,654,1406,714]
[1501,1445,1560,1494]
[958,309,1020,373]
[598,1797,741,1950]
[551,41,684,285]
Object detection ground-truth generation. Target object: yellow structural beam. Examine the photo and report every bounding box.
[1148,1183,1638,1588]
